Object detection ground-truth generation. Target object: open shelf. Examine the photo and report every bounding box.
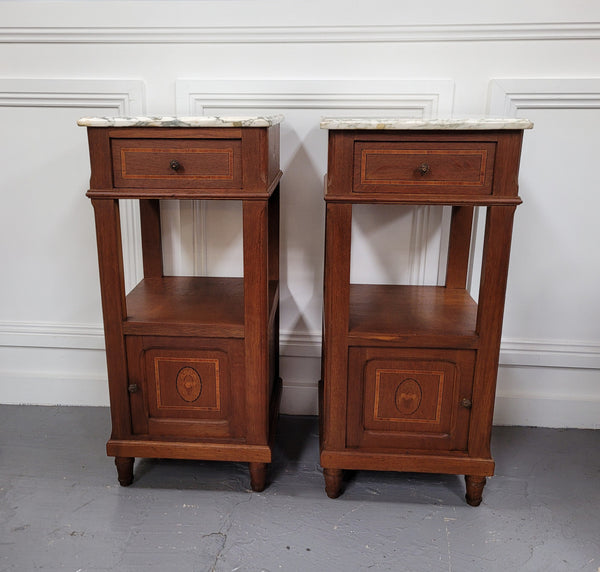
[348,284,479,348]
[124,276,245,338]
[123,276,279,338]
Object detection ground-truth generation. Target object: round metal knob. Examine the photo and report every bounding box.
[460,398,472,409]
[418,163,431,176]
[170,159,181,171]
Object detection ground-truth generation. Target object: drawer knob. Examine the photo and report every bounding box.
[169,159,181,172]
[460,398,472,409]
[417,163,431,176]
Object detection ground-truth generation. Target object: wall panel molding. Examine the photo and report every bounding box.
[0,78,145,110]
[0,78,146,292]
[3,323,597,370]
[489,78,600,114]
[0,78,145,407]
[500,338,600,369]
[176,78,454,283]
[486,77,600,427]
[279,330,600,369]
[487,77,600,359]
[0,321,104,350]
[2,23,600,44]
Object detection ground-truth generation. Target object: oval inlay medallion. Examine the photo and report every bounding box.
[395,378,422,415]
[176,367,202,402]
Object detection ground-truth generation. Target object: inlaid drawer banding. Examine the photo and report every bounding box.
[353,141,496,194]
[111,138,242,189]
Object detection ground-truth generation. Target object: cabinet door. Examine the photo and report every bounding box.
[126,336,245,440]
[346,348,475,451]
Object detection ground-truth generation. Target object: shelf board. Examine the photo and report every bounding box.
[124,276,245,338]
[348,284,478,348]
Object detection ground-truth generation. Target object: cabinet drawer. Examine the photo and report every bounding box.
[112,138,242,189]
[353,141,495,195]
[347,348,475,451]
[126,336,245,440]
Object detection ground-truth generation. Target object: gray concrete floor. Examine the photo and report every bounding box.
[0,405,598,572]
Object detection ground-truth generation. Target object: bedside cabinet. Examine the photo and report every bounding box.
[79,115,283,491]
[319,117,532,505]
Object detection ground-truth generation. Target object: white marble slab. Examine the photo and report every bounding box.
[320,117,533,130]
[77,115,284,128]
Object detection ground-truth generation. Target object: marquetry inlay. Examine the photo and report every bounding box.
[176,366,203,402]
[373,368,445,423]
[154,357,221,411]
[394,377,422,415]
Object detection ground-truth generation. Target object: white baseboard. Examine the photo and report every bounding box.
[1,367,597,428]
[493,395,599,429]
[0,370,109,407]
[0,324,598,427]
[279,383,319,416]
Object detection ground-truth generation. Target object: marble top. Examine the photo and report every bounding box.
[77,115,284,128]
[320,117,533,130]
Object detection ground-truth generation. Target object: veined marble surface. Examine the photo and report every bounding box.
[320,117,533,130]
[77,115,284,128]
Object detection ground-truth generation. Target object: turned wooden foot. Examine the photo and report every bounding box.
[465,475,486,506]
[323,468,344,499]
[248,462,268,492]
[115,456,134,487]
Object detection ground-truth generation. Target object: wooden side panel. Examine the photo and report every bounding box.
[87,128,113,189]
[321,203,353,452]
[91,199,129,438]
[469,205,517,458]
[267,124,281,188]
[325,131,355,197]
[241,128,268,192]
[267,186,280,397]
[243,200,270,444]
[491,131,524,197]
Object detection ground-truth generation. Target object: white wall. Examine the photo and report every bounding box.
[0,1,599,428]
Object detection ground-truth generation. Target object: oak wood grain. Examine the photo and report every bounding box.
[321,202,352,451]
[85,125,280,488]
[445,205,474,289]
[320,127,526,505]
[107,439,272,463]
[348,284,478,343]
[124,277,245,338]
[91,199,130,438]
[139,199,163,278]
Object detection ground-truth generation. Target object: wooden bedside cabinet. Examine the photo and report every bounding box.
[79,115,283,491]
[319,117,533,505]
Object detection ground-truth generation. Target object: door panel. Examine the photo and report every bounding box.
[347,347,475,451]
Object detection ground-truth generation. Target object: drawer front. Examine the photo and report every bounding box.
[127,337,245,440]
[347,348,475,451]
[353,141,495,195]
[112,139,242,189]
